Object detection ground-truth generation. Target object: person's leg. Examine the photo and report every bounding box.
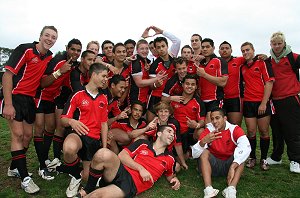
[199,149,212,187]
[34,113,47,169]
[52,109,64,159]
[81,161,91,182]
[227,112,243,126]
[245,117,257,161]
[258,115,271,170]
[109,128,131,154]
[43,112,56,160]
[228,163,245,187]
[85,184,126,198]
[269,114,284,162]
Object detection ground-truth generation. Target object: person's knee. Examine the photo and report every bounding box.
[93,148,115,164]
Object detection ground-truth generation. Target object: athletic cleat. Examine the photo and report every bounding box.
[45,159,51,166]
[66,174,82,197]
[266,157,282,165]
[260,159,270,171]
[21,176,40,194]
[204,185,219,198]
[246,158,256,168]
[47,158,62,172]
[38,168,55,180]
[222,186,237,198]
[7,167,32,178]
[290,161,300,173]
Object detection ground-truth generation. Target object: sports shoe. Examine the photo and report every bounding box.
[222,186,237,198]
[45,159,51,166]
[290,161,300,173]
[260,159,270,171]
[66,174,82,197]
[47,158,62,172]
[21,176,40,194]
[246,158,256,168]
[266,157,282,165]
[204,186,219,198]
[38,168,55,180]
[7,167,32,178]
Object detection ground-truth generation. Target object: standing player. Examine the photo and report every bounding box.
[240,42,274,171]
[1,26,58,194]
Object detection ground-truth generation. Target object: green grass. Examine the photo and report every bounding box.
[0,117,300,197]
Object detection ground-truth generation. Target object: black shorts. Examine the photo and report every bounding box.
[147,95,161,114]
[1,94,36,124]
[75,134,101,161]
[223,97,242,113]
[55,86,72,109]
[36,99,56,114]
[204,99,223,112]
[243,101,272,118]
[181,128,197,154]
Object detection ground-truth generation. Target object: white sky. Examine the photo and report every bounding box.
[0,0,299,56]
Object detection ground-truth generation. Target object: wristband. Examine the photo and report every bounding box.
[106,64,111,69]
[52,69,62,79]
[153,82,157,88]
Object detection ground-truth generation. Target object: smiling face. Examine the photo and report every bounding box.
[87,43,99,55]
[103,43,114,58]
[271,39,285,57]
[175,62,188,80]
[158,126,175,145]
[125,43,135,57]
[38,28,58,54]
[157,109,170,123]
[137,43,149,58]
[131,103,144,120]
[94,70,108,89]
[113,45,127,63]
[210,110,227,131]
[241,44,255,62]
[111,80,126,98]
[81,52,95,71]
[67,44,82,61]
[183,78,197,95]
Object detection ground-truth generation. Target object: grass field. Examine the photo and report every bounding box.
[0,117,300,198]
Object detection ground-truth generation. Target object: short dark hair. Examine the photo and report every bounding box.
[191,34,202,42]
[219,41,232,49]
[154,37,168,48]
[173,56,188,67]
[124,39,136,46]
[202,38,214,47]
[182,74,198,84]
[149,41,154,45]
[131,100,145,111]
[40,26,57,37]
[181,45,193,54]
[67,38,82,48]
[241,42,254,50]
[109,74,126,86]
[210,107,227,117]
[156,125,173,136]
[88,63,108,77]
[112,43,125,53]
[101,40,114,50]
[81,50,95,58]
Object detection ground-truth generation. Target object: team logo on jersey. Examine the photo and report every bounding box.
[254,67,260,72]
[192,106,197,112]
[140,150,148,155]
[232,63,237,68]
[30,57,39,64]
[174,104,180,108]
[99,101,105,108]
[209,64,214,69]
[82,99,89,106]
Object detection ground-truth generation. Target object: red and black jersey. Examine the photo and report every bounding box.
[162,74,183,97]
[108,63,131,80]
[61,88,108,140]
[198,54,228,101]
[149,56,175,97]
[224,56,245,99]
[270,53,300,99]
[124,139,176,195]
[187,60,197,75]
[5,42,53,97]
[241,57,275,102]
[129,54,150,104]
[35,52,78,103]
[171,95,206,134]
[69,66,90,92]
[146,117,182,152]
[103,88,122,118]
[199,122,245,160]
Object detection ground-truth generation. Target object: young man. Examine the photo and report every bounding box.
[181,45,200,75]
[170,74,206,158]
[124,39,136,57]
[108,101,155,154]
[266,32,300,173]
[161,56,188,103]
[55,63,109,197]
[147,26,181,122]
[34,38,82,180]
[218,41,245,126]
[76,125,180,198]
[240,42,274,171]
[1,26,58,194]
[190,33,202,57]
[192,107,251,198]
[197,38,228,123]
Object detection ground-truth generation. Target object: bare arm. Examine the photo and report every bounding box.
[101,122,108,148]
[197,67,228,87]
[2,70,15,120]
[258,81,273,115]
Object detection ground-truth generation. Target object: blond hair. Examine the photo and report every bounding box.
[270,31,285,43]
[87,41,100,50]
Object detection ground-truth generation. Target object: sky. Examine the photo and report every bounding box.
[0,0,299,56]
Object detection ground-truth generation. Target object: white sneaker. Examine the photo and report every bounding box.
[66,175,82,197]
[21,176,40,194]
[222,186,237,198]
[7,167,32,178]
[266,157,282,165]
[47,158,62,172]
[45,159,51,166]
[204,186,219,198]
[290,161,300,173]
[38,168,55,180]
